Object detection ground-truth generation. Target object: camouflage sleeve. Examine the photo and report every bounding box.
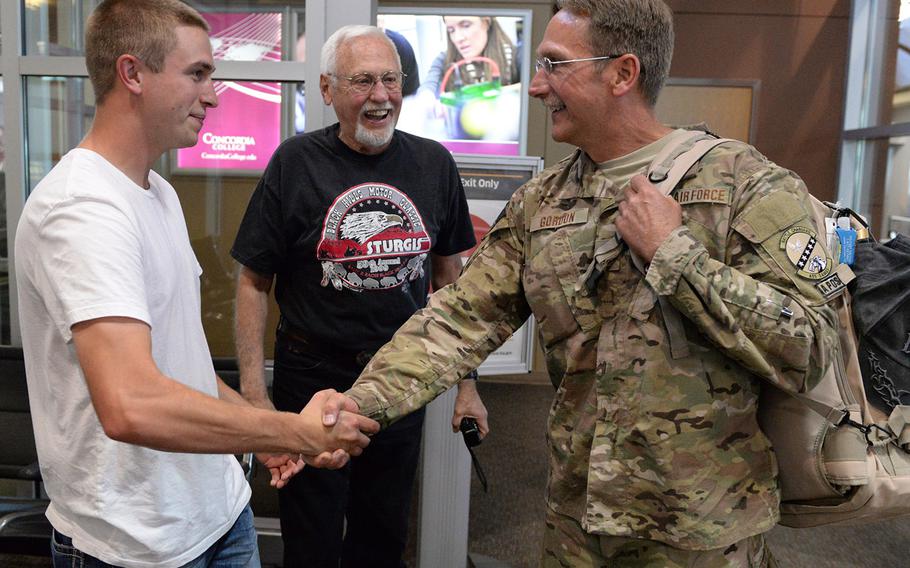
[645,150,839,394]
[347,194,533,428]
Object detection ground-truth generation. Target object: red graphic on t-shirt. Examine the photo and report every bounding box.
[317,183,431,292]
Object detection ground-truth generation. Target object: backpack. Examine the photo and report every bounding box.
[646,130,910,528]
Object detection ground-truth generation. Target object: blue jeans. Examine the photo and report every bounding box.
[51,504,260,568]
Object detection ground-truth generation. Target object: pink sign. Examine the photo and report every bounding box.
[177,12,283,171]
[441,140,519,156]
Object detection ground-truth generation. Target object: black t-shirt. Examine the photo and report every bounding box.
[231,124,475,353]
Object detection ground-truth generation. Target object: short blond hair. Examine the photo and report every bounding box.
[86,0,209,104]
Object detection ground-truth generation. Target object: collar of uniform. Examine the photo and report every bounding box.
[674,121,716,136]
[566,150,615,200]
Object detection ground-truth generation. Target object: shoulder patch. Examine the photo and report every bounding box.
[676,187,731,206]
[530,208,589,232]
[779,226,832,280]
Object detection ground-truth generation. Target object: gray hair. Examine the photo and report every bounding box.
[320,25,401,77]
[556,0,674,106]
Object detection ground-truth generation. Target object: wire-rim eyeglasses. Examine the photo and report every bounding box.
[329,71,407,95]
[534,55,623,74]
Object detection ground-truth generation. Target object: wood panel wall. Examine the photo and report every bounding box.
[662,1,852,200]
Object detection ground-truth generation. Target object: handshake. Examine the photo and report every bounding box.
[253,378,488,489]
[255,389,378,488]
[298,388,378,466]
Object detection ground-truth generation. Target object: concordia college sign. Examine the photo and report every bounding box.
[176,12,283,172]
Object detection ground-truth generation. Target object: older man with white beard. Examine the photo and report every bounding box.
[230,25,486,568]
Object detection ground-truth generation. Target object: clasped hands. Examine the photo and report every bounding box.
[258,379,491,489]
[256,389,376,489]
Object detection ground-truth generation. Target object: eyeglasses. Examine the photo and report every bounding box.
[534,55,623,74]
[331,71,407,95]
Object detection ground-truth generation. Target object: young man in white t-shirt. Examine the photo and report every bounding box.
[14,2,379,567]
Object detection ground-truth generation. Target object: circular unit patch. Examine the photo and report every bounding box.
[779,226,831,280]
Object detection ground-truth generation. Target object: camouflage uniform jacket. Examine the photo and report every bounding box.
[347,138,839,550]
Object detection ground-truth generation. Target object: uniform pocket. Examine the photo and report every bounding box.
[525,225,604,348]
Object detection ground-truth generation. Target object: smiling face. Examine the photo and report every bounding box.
[320,35,402,155]
[444,16,490,60]
[142,25,217,152]
[528,11,613,151]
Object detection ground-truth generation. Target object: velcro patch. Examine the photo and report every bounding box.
[530,208,589,232]
[676,187,731,206]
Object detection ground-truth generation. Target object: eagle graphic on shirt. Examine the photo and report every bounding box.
[317,183,431,292]
[340,212,403,243]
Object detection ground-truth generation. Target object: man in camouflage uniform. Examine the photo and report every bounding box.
[345,1,839,566]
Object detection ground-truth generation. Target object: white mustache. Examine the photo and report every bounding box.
[541,98,565,111]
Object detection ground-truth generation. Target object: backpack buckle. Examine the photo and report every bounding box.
[648,169,669,183]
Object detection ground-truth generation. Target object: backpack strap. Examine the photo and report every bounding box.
[622,132,733,360]
[649,135,736,195]
[645,130,708,184]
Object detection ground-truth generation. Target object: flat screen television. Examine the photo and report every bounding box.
[378,7,532,157]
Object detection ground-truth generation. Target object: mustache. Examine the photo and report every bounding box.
[540,97,564,111]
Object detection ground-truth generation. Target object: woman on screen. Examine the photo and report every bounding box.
[422,16,520,97]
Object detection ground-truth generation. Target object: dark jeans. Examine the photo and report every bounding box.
[273,334,425,568]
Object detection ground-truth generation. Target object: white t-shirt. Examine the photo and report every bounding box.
[15,149,250,568]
